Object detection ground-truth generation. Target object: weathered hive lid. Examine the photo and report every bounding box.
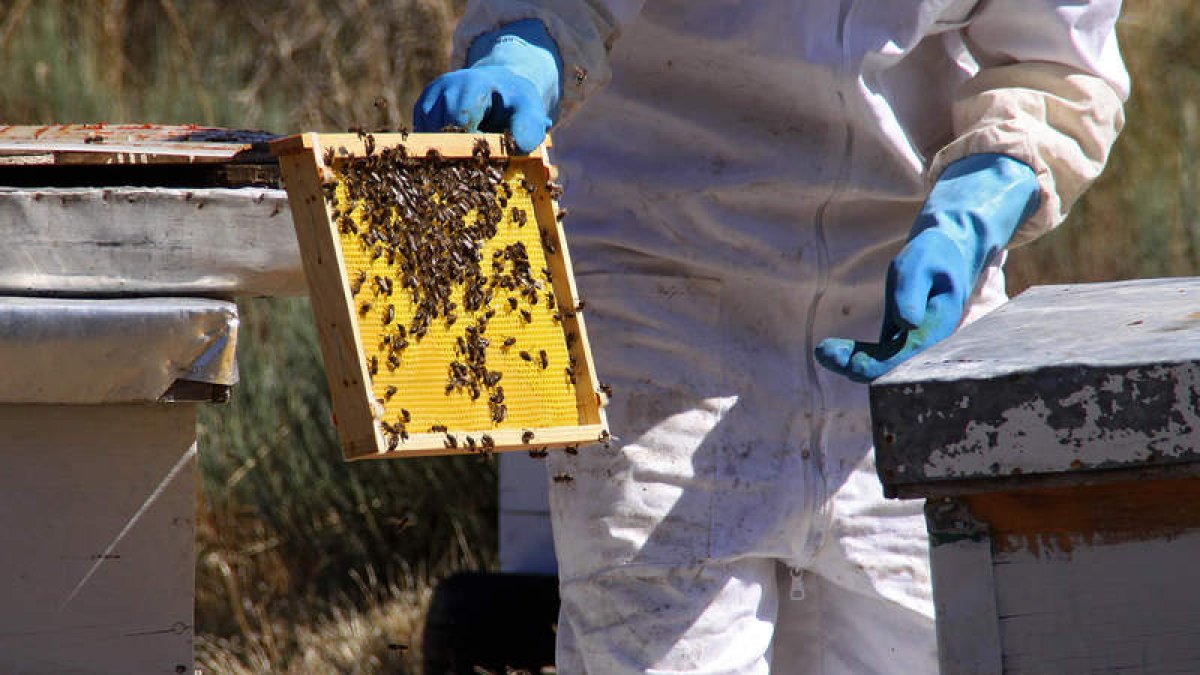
[0,124,281,187]
[0,124,301,298]
[872,277,1200,498]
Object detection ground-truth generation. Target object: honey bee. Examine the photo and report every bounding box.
[368,355,379,376]
[472,138,491,160]
[519,351,532,362]
[500,131,518,155]
[431,424,448,432]
[350,270,367,295]
[383,305,395,325]
[539,350,549,369]
[502,336,517,348]
[522,430,535,443]
[528,448,548,459]
[384,385,398,399]
[552,473,575,484]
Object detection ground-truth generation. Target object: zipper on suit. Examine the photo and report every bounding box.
[797,0,857,579]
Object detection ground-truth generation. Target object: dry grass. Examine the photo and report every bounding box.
[0,0,461,132]
[194,574,431,674]
[195,298,497,672]
[1006,0,1200,291]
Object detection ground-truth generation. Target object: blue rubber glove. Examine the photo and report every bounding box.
[413,19,562,154]
[815,153,1041,383]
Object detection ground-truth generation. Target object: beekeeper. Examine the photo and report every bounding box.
[415,1,1127,672]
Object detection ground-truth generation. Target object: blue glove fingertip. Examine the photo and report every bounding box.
[848,350,888,383]
[510,107,552,154]
[445,77,496,131]
[413,81,449,132]
[815,337,855,371]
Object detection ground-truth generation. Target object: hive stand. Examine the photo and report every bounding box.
[872,277,1200,674]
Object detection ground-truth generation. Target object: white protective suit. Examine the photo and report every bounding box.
[454,1,1128,672]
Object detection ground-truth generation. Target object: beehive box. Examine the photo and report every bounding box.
[271,132,608,459]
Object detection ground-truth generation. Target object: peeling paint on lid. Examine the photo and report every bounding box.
[872,278,1200,496]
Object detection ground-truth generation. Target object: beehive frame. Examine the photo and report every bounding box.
[271,132,608,459]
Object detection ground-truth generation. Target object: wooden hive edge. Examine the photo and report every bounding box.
[343,423,609,460]
[519,144,608,426]
[276,131,608,460]
[270,132,545,161]
[277,146,383,456]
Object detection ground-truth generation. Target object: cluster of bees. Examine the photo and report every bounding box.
[321,132,581,454]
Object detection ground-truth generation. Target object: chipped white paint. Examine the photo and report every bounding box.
[922,364,1200,479]
[0,187,303,297]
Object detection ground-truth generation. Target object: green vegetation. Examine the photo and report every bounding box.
[0,1,1195,672]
